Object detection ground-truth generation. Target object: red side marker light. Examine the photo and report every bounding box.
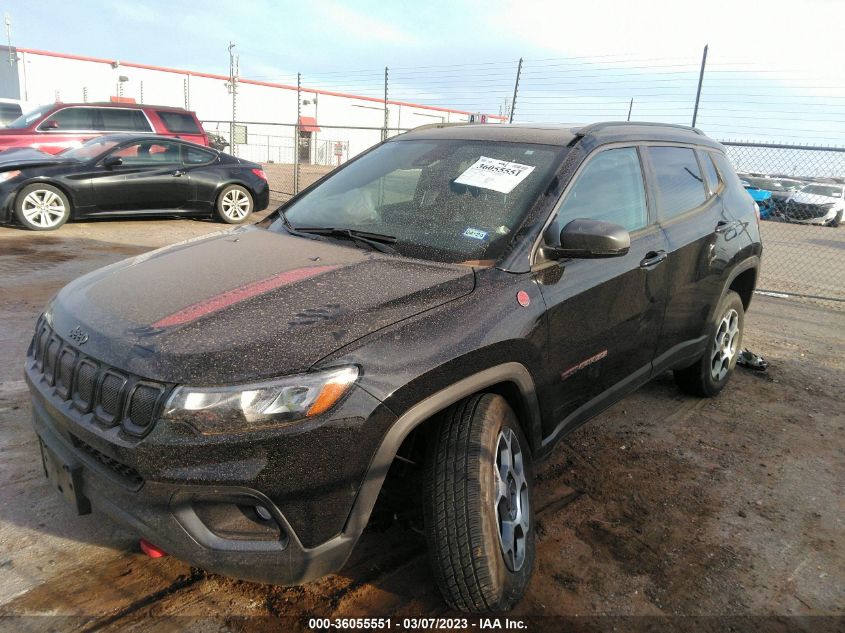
[517,290,530,307]
[139,538,168,558]
[252,168,268,181]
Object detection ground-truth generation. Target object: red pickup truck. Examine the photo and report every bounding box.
[0,102,208,154]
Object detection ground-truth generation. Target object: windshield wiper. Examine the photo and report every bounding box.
[293,227,398,254]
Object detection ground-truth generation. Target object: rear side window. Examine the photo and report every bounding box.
[710,152,744,191]
[40,107,99,131]
[183,145,217,165]
[556,147,648,232]
[699,151,721,195]
[647,146,707,219]
[100,108,152,132]
[156,111,201,134]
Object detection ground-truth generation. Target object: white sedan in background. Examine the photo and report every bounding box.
[784,182,844,227]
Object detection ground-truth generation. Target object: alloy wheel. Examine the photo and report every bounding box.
[494,427,530,572]
[21,189,67,229]
[711,308,740,381]
[221,189,251,221]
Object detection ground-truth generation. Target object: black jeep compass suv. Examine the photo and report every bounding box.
[25,122,762,612]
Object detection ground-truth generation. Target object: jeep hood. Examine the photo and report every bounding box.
[49,226,475,384]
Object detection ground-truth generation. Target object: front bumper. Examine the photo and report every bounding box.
[25,350,396,585]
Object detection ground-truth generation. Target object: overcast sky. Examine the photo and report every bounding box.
[5,0,845,143]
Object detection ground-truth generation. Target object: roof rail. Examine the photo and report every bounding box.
[407,122,470,132]
[85,102,188,110]
[576,121,705,136]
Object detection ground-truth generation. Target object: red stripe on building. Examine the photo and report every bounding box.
[152,265,340,328]
[17,47,507,120]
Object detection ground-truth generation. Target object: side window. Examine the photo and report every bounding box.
[40,107,98,131]
[710,152,744,191]
[100,108,152,132]
[110,141,182,164]
[555,147,648,232]
[647,146,707,219]
[183,145,217,165]
[699,151,721,195]
[156,111,201,134]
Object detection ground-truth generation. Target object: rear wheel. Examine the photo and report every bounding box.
[423,393,535,613]
[215,185,253,224]
[674,290,744,397]
[14,184,71,231]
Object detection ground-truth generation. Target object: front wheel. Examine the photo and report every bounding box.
[215,185,253,224]
[423,393,535,613]
[14,184,71,231]
[674,290,745,397]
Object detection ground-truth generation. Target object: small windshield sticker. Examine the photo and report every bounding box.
[463,228,488,240]
[454,156,536,194]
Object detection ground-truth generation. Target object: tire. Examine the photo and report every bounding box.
[423,393,535,613]
[14,183,71,231]
[215,185,253,224]
[674,290,745,397]
[829,210,842,228]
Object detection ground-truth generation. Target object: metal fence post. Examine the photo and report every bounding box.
[383,66,389,141]
[509,57,523,124]
[294,72,301,195]
[692,44,708,128]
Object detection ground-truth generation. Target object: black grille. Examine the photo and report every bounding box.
[29,317,168,437]
[71,435,144,488]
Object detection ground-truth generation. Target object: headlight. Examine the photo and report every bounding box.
[162,366,359,434]
[0,170,21,182]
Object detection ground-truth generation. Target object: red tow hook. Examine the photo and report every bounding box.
[139,538,168,558]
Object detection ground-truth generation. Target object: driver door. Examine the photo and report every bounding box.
[91,140,190,212]
[536,146,669,439]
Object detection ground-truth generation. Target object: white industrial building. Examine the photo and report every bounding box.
[0,46,503,165]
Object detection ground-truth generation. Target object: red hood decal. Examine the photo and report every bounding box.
[152,265,340,328]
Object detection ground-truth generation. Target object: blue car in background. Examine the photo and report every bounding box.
[741,180,774,218]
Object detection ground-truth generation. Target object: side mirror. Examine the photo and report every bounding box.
[41,120,59,130]
[102,155,123,168]
[542,218,630,259]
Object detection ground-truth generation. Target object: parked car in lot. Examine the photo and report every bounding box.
[740,179,774,218]
[782,182,844,227]
[0,98,24,127]
[0,134,269,230]
[0,102,209,154]
[24,122,761,612]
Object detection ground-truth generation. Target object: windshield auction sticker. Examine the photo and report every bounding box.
[454,156,536,194]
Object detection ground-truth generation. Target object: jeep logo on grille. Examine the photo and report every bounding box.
[69,326,89,345]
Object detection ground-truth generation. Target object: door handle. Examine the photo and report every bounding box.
[640,250,667,268]
[172,170,185,177]
[715,220,739,233]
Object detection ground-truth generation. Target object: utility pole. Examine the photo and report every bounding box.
[692,44,708,128]
[382,66,389,141]
[4,14,13,67]
[509,57,523,124]
[294,72,301,194]
[228,42,238,156]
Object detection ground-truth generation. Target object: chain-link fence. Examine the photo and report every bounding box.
[202,120,408,200]
[723,142,844,306]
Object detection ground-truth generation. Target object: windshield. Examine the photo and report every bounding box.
[61,138,122,161]
[272,139,565,263]
[800,184,842,198]
[7,104,53,129]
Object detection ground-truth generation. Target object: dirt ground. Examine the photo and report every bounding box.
[0,214,843,632]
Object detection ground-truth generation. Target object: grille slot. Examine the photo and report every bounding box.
[55,348,77,399]
[71,435,144,488]
[28,320,167,437]
[127,383,165,431]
